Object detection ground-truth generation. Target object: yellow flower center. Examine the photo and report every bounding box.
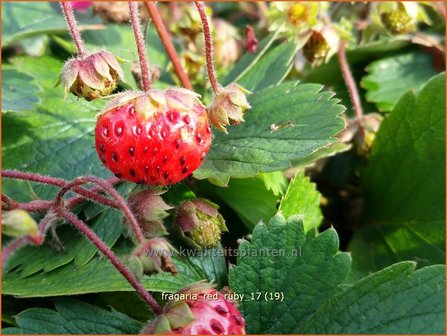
[287,3,309,26]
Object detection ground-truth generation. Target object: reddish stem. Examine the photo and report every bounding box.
[56,176,145,244]
[145,1,193,90]
[129,1,151,92]
[65,179,118,208]
[2,170,119,209]
[2,237,28,268]
[338,41,364,131]
[56,208,161,314]
[194,1,220,94]
[2,194,18,210]
[16,200,54,212]
[60,1,86,56]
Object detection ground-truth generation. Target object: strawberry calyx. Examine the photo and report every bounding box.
[207,83,251,134]
[99,88,204,121]
[60,50,124,101]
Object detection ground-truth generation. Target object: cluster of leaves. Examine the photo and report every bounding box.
[2,2,445,334]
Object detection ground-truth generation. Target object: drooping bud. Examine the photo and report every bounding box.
[60,50,124,101]
[245,25,258,53]
[207,83,251,134]
[127,189,172,238]
[1,209,43,245]
[134,238,177,275]
[143,282,246,334]
[93,1,148,23]
[212,19,242,68]
[174,199,227,249]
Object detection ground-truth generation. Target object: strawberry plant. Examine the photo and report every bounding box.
[1,1,445,335]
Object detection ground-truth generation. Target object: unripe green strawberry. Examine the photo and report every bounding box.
[174,199,227,249]
[61,50,124,101]
[143,282,246,334]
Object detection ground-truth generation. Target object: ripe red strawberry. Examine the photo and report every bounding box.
[143,283,246,334]
[95,89,211,186]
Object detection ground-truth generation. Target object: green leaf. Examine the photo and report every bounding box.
[305,37,412,114]
[229,214,351,334]
[194,82,346,186]
[187,243,228,288]
[299,263,445,334]
[3,298,143,334]
[349,73,445,277]
[224,31,280,86]
[361,51,438,112]
[236,41,298,92]
[4,208,124,277]
[3,249,203,297]
[2,56,107,202]
[198,175,280,229]
[1,2,100,47]
[2,67,41,113]
[279,171,323,232]
[259,171,288,196]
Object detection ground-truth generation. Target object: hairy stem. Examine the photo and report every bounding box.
[195,1,220,94]
[129,1,151,92]
[56,176,145,244]
[65,177,120,209]
[56,209,161,314]
[16,200,54,212]
[2,237,29,270]
[60,1,86,56]
[145,1,193,90]
[2,194,18,210]
[2,170,119,209]
[338,41,364,130]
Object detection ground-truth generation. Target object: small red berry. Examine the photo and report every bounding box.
[143,282,246,334]
[95,89,211,186]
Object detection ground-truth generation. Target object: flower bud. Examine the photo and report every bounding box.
[93,1,148,23]
[174,199,227,249]
[127,189,172,238]
[60,50,124,101]
[134,238,177,275]
[2,209,43,244]
[207,83,251,134]
[212,19,242,68]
